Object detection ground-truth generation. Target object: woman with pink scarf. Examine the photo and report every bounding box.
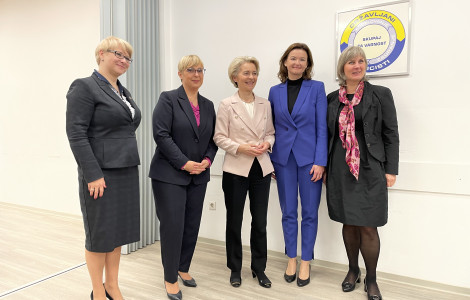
[326,46,399,300]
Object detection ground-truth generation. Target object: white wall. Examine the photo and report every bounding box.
[0,0,100,214]
[159,0,470,289]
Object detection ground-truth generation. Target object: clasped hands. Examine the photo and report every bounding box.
[237,142,270,157]
[183,159,210,175]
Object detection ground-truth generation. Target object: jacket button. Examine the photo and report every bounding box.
[367,143,371,147]
[194,138,199,143]
[364,122,368,127]
[365,134,369,138]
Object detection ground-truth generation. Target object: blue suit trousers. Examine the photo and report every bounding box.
[274,152,322,261]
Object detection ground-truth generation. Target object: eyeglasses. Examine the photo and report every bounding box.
[186,68,206,75]
[107,50,133,64]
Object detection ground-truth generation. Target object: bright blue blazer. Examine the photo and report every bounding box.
[268,79,328,167]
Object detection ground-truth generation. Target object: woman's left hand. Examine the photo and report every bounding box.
[385,174,396,187]
[310,165,325,182]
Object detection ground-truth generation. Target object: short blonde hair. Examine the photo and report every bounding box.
[95,36,133,65]
[337,46,368,86]
[227,56,260,88]
[178,55,204,73]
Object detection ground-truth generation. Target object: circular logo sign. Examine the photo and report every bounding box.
[340,10,406,72]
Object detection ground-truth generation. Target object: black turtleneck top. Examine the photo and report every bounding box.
[287,77,303,114]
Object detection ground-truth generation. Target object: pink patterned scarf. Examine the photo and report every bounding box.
[338,81,364,180]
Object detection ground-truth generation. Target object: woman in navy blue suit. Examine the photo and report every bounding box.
[268,43,328,287]
[149,55,218,300]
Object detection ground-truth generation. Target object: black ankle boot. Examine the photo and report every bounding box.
[230,271,241,287]
[251,270,272,288]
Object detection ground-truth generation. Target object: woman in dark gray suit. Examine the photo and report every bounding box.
[149,55,217,300]
[66,36,140,300]
[326,46,399,300]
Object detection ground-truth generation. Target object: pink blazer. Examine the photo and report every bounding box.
[214,92,275,177]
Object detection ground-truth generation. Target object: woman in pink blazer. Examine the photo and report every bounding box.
[214,56,275,289]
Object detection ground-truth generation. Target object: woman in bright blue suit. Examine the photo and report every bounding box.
[268,43,328,287]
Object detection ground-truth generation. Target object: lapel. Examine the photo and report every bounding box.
[198,94,208,135]
[278,83,296,127]
[230,92,258,136]
[251,95,267,138]
[92,73,133,119]
[328,90,341,133]
[177,85,200,139]
[122,88,141,122]
[361,81,373,119]
[290,80,313,119]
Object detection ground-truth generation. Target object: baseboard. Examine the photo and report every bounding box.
[197,237,470,296]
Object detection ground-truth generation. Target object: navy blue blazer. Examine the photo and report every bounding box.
[268,80,328,167]
[66,73,141,183]
[148,86,218,185]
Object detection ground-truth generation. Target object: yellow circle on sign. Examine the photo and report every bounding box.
[353,25,390,60]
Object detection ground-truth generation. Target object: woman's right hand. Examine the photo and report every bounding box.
[88,177,106,200]
[237,144,263,157]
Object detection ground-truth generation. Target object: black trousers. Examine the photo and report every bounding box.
[222,158,271,273]
[152,179,207,283]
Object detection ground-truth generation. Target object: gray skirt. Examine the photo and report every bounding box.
[78,166,140,252]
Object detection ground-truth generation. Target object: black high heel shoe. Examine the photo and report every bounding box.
[164,281,182,300]
[90,286,114,300]
[179,273,197,287]
[284,271,296,283]
[342,270,361,292]
[284,260,297,283]
[230,271,242,287]
[251,270,272,288]
[103,284,114,300]
[296,264,311,287]
[166,290,182,300]
[364,278,383,300]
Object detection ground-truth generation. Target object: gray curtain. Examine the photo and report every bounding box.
[100,0,160,254]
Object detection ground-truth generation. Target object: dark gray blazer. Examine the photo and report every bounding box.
[148,85,218,185]
[327,81,399,174]
[66,73,142,183]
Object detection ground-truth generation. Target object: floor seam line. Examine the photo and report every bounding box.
[0,262,86,298]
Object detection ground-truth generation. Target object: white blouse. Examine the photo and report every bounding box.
[242,101,255,118]
[110,85,135,119]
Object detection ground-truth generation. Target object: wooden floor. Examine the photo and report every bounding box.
[1,202,469,300]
